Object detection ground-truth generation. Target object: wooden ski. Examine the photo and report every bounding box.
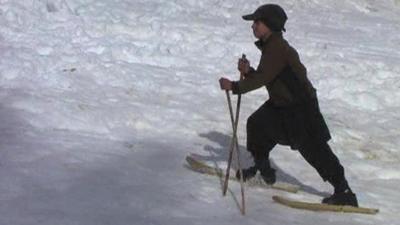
[272,195,379,215]
[186,155,300,193]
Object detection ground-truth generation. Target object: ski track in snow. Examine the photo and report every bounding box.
[0,0,400,224]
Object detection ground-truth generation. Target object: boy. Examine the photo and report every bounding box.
[219,4,358,206]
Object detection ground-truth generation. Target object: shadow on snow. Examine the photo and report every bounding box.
[192,131,330,198]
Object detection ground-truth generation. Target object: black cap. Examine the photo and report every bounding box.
[242,4,287,32]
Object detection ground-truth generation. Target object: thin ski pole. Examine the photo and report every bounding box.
[222,54,246,215]
[223,91,245,214]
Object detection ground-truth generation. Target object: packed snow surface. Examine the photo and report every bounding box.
[0,0,399,224]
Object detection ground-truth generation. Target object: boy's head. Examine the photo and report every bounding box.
[243,4,287,33]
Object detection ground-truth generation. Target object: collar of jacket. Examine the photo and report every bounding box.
[254,32,283,50]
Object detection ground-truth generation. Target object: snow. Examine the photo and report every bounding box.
[0,0,399,224]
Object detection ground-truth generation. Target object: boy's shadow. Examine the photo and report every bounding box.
[195,131,329,197]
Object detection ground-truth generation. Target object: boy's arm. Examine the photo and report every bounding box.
[232,48,285,94]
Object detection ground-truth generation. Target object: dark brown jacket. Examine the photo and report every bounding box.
[232,32,331,148]
[232,32,316,107]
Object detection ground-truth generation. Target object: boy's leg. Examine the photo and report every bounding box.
[298,140,358,206]
[298,140,347,191]
[237,102,279,183]
[246,102,277,162]
[246,102,279,161]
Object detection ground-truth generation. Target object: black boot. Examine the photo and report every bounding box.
[322,189,358,207]
[259,167,276,184]
[235,165,276,184]
[236,166,257,181]
[322,174,358,207]
[236,158,276,184]
[323,175,358,206]
[255,158,276,185]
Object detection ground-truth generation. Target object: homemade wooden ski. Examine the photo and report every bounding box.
[272,195,379,215]
[186,155,300,193]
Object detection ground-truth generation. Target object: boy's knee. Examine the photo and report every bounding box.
[246,114,259,131]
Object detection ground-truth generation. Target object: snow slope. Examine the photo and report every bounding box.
[0,0,399,224]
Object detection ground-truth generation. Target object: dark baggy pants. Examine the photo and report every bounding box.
[246,100,348,192]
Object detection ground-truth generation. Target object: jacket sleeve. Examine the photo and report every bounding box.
[233,45,286,94]
[243,67,256,78]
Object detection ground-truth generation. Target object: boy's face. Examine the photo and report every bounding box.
[252,20,272,39]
